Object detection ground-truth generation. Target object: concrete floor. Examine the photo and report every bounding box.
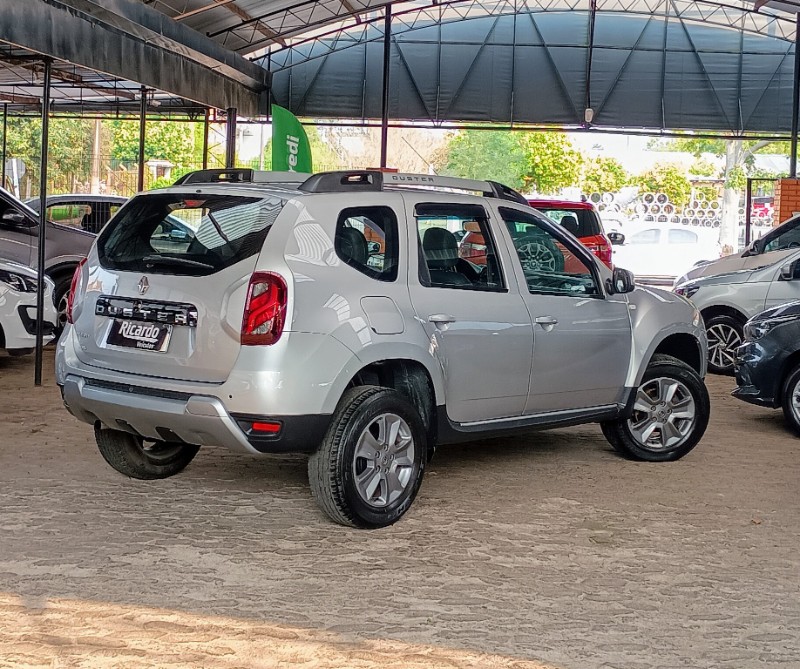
[0,349,798,668]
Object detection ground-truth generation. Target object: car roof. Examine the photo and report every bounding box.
[25,194,129,206]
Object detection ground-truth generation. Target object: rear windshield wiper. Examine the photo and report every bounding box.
[141,255,215,270]
[206,212,230,244]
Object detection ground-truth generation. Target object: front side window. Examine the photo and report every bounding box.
[415,203,504,291]
[98,193,285,276]
[335,206,398,281]
[536,207,601,238]
[764,219,800,253]
[630,229,661,245]
[499,207,600,297]
[667,229,699,244]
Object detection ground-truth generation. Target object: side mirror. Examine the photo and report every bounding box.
[606,267,636,294]
[607,231,625,246]
[1,211,31,227]
[779,259,800,281]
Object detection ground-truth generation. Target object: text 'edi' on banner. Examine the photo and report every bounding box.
[271,104,312,173]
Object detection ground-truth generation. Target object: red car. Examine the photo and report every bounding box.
[459,198,614,270]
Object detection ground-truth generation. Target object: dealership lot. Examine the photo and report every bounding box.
[1,349,798,669]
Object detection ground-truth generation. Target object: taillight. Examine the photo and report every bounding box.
[241,272,287,346]
[66,257,88,324]
[586,240,613,268]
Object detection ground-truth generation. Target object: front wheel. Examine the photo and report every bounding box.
[705,314,744,375]
[601,354,710,461]
[95,427,200,479]
[308,386,427,528]
[781,364,800,437]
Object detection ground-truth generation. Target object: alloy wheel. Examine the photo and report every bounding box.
[517,241,557,272]
[627,376,697,451]
[352,412,416,508]
[707,323,742,370]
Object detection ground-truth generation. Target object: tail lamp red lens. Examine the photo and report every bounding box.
[241,272,287,346]
[66,257,88,324]
[250,421,282,434]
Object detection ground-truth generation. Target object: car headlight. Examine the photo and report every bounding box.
[674,283,700,299]
[0,269,37,293]
[743,315,798,341]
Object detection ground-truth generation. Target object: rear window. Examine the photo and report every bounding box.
[667,229,698,244]
[98,193,286,276]
[534,207,602,238]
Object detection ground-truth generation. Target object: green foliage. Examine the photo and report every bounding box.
[633,163,692,206]
[693,184,720,202]
[519,132,582,194]
[581,156,628,194]
[690,159,718,177]
[442,130,527,189]
[105,119,196,165]
[725,165,746,191]
[3,116,95,186]
[149,166,194,191]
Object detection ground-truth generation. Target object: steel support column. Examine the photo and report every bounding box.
[1,103,7,187]
[380,6,392,168]
[138,87,147,191]
[202,108,210,169]
[225,107,237,168]
[791,14,800,177]
[34,59,51,387]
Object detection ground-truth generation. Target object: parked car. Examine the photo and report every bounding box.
[674,248,800,374]
[612,224,721,286]
[733,299,800,435]
[675,211,800,285]
[57,169,710,528]
[0,258,57,355]
[460,198,614,269]
[0,188,94,329]
[26,194,127,234]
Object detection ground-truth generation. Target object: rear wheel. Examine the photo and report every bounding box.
[601,354,710,462]
[705,314,744,375]
[781,364,800,437]
[308,386,426,528]
[53,276,71,334]
[95,426,200,480]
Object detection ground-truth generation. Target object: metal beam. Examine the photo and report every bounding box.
[225,107,237,167]
[138,86,147,191]
[0,92,42,105]
[5,59,137,101]
[380,7,392,168]
[34,59,51,387]
[791,14,800,176]
[0,0,270,116]
[174,0,236,20]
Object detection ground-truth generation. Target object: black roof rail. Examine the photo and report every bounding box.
[174,169,254,185]
[299,170,529,204]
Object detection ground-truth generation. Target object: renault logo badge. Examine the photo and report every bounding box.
[137,276,149,295]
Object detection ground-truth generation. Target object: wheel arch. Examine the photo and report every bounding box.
[700,304,748,324]
[651,333,704,376]
[778,350,800,406]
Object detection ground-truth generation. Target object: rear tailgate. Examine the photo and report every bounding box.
[71,191,286,383]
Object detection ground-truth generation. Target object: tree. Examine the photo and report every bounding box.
[652,137,780,254]
[442,130,528,189]
[581,156,628,194]
[261,124,343,172]
[519,132,582,194]
[105,119,197,166]
[633,163,692,207]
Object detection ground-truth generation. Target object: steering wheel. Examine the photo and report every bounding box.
[514,236,560,273]
[788,241,800,249]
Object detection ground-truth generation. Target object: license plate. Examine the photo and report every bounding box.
[106,320,172,352]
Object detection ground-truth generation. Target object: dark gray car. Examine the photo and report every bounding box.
[25,194,127,235]
[0,187,94,328]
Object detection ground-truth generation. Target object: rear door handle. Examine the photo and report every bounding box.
[534,316,558,329]
[428,314,456,324]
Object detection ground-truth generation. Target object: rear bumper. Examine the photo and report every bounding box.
[61,375,330,454]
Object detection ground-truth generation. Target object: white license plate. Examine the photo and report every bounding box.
[106,320,172,352]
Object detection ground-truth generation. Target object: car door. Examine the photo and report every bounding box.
[406,199,533,423]
[494,205,633,414]
[0,193,36,266]
[763,250,800,309]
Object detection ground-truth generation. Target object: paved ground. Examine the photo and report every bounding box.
[1,349,798,669]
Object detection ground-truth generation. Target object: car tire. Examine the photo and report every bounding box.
[601,354,710,462]
[95,426,200,480]
[513,236,565,273]
[308,385,427,528]
[53,276,71,335]
[781,364,800,437]
[705,314,744,375]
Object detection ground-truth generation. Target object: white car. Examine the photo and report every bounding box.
[612,225,721,285]
[0,260,57,355]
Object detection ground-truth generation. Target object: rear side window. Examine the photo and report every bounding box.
[335,206,399,282]
[667,229,698,244]
[630,229,661,244]
[535,207,602,238]
[98,193,285,276]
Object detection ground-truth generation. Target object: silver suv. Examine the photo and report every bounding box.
[57,169,710,528]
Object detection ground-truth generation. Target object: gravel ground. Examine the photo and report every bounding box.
[0,349,798,668]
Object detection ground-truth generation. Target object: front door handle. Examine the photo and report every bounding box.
[428,313,456,324]
[534,315,558,330]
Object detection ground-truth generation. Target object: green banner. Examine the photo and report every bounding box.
[271,104,312,173]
